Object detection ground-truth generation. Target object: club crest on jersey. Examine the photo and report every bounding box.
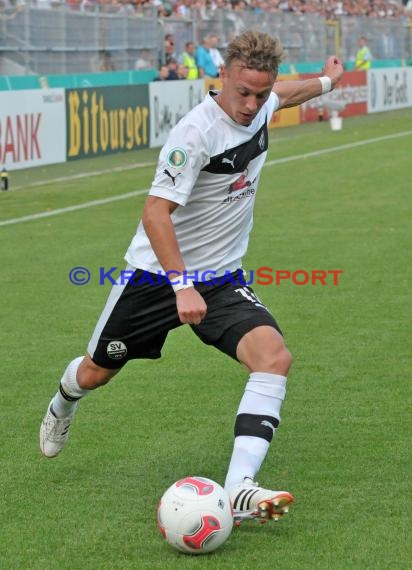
[167,148,187,168]
[107,341,127,360]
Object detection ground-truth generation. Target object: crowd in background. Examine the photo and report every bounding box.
[134,33,224,79]
[1,0,411,77]
[153,0,412,21]
[144,30,377,79]
[1,0,411,20]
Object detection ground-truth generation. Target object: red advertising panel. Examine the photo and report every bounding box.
[0,89,66,170]
[300,71,367,123]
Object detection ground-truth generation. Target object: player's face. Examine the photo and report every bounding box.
[219,63,276,126]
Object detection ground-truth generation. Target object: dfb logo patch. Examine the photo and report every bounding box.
[107,341,127,360]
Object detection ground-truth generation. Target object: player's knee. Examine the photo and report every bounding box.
[257,345,292,375]
[77,356,120,389]
[276,346,293,373]
[238,327,293,375]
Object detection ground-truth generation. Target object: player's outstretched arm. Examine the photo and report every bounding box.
[274,56,343,110]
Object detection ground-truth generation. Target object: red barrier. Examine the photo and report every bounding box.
[300,71,367,122]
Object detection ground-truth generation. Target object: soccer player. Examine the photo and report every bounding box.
[40,30,343,524]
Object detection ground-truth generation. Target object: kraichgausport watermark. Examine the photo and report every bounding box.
[69,267,91,285]
[69,267,343,286]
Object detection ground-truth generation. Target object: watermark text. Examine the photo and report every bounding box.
[68,266,343,286]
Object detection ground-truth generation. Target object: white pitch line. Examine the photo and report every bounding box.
[265,129,412,167]
[0,189,149,227]
[1,130,411,228]
[10,161,157,192]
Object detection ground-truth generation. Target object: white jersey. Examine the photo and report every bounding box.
[125,91,280,277]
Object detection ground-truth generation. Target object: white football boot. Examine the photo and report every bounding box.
[229,477,294,525]
[40,402,78,458]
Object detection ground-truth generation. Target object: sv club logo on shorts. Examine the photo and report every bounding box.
[107,340,127,360]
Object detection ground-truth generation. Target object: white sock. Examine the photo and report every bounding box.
[224,372,287,490]
[237,372,287,419]
[224,436,269,491]
[51,357,89,418]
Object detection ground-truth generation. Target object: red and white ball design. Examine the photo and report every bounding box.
[157,476,233,554]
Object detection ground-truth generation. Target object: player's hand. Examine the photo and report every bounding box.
[323,56,344,89]
[175,287,207,325]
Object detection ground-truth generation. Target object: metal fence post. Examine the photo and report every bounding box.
[326,19,341,59]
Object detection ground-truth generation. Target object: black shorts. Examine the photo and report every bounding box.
[87,268,282,369]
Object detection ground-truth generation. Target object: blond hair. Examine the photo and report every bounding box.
[224,30,284,76]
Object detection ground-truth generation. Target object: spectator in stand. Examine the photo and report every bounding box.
[157,1,173,17]
[98,50,116,72]
[195,35,219,78]
[177,63,189,79]
[153,59,182,81]
[209,34,225,73]
[119,0,136,15]
[164,33,176,64]
[173,0,192,17]
[167,58,180,80]
[154,64,171,80]
[355,35,372,70]
[179,41,199,79]
[134,48,155,70]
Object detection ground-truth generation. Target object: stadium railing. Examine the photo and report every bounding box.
[0,6,411,76]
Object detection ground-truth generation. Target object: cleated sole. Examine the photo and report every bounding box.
[234,492,294,524]
[257,492,294,521]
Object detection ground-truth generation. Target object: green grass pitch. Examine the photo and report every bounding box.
[0,109,410,569]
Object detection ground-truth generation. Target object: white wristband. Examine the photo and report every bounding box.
[171,277,195,293]
[319,76,332,94]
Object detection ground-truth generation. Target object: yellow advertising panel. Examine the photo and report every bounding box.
[204,77,222,92]
[204,74,301,129]
[269,74,300,129]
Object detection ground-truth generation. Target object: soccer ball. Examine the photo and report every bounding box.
[157,476,233,555]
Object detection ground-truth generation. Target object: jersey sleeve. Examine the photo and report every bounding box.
[149,122,209,206]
